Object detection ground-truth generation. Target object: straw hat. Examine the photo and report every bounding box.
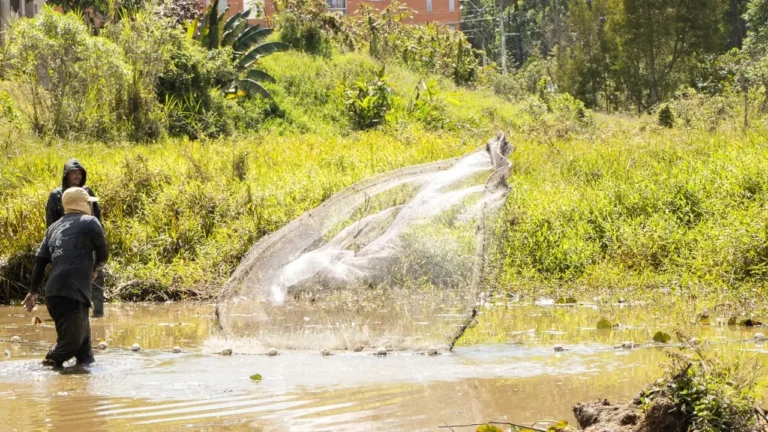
[62,187,98,216]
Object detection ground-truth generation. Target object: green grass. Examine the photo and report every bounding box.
[2,49,767,304]
[488,113,768,303]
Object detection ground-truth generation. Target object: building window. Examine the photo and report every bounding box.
[327,0,347,13]
[426,0,432,11]
[449,0,454,11]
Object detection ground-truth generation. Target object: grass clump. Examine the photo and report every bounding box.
[636,346,765,432]
[575,343,766,432]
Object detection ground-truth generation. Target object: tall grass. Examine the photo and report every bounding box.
[2,49,766,303]
[489,113,768,303]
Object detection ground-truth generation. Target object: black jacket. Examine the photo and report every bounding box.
[45,159,101,228]
[30,214,109,304]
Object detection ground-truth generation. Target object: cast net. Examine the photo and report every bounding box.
[214,132,513,352]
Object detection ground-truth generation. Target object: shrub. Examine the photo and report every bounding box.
[0,91,21,151]
[344,66,393,130]
[274,0,344,55]
[405,79,449,130]
[658,104,675,128]
[637,347,762,432]
[157,37,238,138]
[102,10,181,141]
[158,0,205,25]
[5,8,130,139]
[345,2,478,85]
[478,56,556,101]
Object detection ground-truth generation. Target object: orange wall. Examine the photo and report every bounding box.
[245,0,459,27]
[347,0,459,25]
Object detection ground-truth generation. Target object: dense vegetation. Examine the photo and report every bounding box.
[1,0,768,306]
[464,0,768,114]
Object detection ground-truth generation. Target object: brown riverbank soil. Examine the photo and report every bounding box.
[573,397,683,432]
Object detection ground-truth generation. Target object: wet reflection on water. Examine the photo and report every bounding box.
[0,302,766,431]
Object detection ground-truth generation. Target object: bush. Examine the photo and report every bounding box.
[658,104,675,128]
[345,2,478,85]
[274,0,343,56]
[478,55,554,100]
[637,347,762,432]
[405,79,449,130]
[156,37,238,138]
[5,8,131,139]
[344,67,393,130]
[102,10,182,141]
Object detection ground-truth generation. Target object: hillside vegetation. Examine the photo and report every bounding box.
[1,0,768,306]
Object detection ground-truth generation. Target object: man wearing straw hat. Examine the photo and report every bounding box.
[45,159,105,317]
[24,187,109,368]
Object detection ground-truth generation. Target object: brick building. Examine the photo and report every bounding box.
[214,0,460,28]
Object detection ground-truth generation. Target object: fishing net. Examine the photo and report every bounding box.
[214,132,514,352]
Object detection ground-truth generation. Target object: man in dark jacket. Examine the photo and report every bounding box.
[24,187,109,368]
[46,159,105,317]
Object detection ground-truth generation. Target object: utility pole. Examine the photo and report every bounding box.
[499,0,506,74]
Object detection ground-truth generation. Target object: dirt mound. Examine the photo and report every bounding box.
[573,397,682,432]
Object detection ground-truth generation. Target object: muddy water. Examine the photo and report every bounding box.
[1,302,767,431]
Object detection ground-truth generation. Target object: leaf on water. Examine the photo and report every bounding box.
[652,331,671,343]
[555,297,577,304]
[597,318,612,330]
[547,420,569,431]
[33,317,42,326]
[476,425,504,432]
[249,374,262,381]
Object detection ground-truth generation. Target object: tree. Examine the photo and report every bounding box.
[558,0,620,109]
[190,0,289,98]
[617,0,726,110]
[725,0,748,49]
[742,0,768,107]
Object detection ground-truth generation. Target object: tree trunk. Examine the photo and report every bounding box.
[0,0,10,45]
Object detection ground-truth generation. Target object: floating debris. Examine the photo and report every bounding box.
[249,374,262,381]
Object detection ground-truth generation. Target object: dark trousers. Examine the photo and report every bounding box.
[45,296,94,366]
[92,269,105,316]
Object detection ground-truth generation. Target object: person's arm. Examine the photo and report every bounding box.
[84,187,102,223]
[29,256,51,295]
[89,219,109,273]
[24,236,51,312]
[45,191,60,228]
